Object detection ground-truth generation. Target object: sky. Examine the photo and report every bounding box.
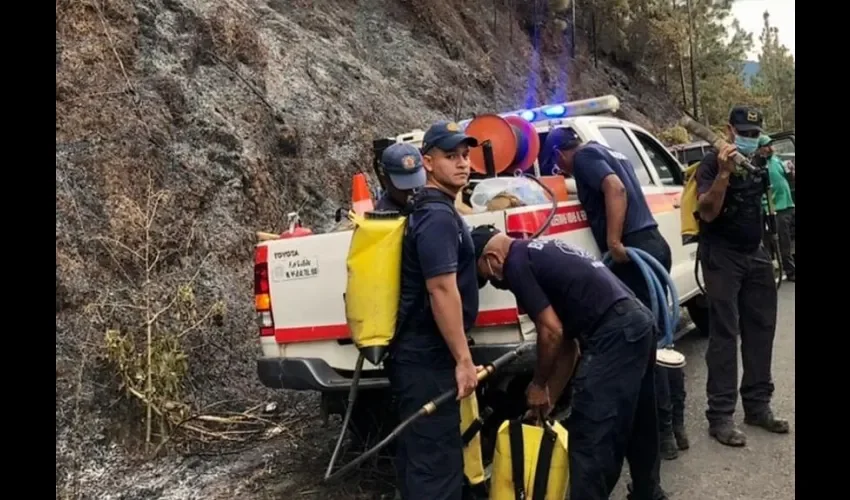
[730,0,795,60]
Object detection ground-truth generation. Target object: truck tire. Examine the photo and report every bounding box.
[686,296,710,337]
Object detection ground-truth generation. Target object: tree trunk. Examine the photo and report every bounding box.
[678,53,688,110]
[686,0,699,119]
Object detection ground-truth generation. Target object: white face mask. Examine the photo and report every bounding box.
[486,257,509,290]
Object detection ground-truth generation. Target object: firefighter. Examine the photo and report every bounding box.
[471,226,669,500]
[545,127,689,457]
[387,121,480,500]
[376,143,427,211]
[695,106,790,447]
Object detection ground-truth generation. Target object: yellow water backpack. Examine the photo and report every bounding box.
[344,192,457,363]
[680,161,701,243]
[344,192,488,490]
[490,418,570,500]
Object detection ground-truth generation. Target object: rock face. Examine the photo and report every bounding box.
[56,0,681,493]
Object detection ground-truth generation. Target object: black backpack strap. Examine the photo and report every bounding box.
[530,422,558,500]
[461,406,493,446]
[395,189,465,334]
[401,189,458,217]
[508,419,526,500]
[461,416,484,446]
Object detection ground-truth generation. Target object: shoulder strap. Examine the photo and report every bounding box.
[400,190,459,217]
[530,422,558,500]
[508,419,526,500]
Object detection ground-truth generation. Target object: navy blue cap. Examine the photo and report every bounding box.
[381,143,426,190]
[539,127,581,174]
[421,120,479,154]
[545,127,581,152]
[470,225,502,289]
[728,106,763,133]
[471,225,501,262]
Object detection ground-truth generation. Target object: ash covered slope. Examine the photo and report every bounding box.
[56,0,680,488]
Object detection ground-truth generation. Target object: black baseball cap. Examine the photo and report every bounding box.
[470,225,502,262]
[421,120,479,154]
[728,106,763,133]
[471,225,504,289]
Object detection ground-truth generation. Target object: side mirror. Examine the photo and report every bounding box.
[334,207,346,223]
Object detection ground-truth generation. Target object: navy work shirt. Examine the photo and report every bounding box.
[695,151,765,253]
[502,239,631,342]
[393,188,479,368]
[572,141,657,252]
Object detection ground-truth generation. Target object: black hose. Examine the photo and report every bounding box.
[323,342,535,484]
[323,351,366,480]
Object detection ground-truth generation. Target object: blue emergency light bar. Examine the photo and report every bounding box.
[459,95,620,128]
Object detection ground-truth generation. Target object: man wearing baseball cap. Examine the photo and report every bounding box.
[695,106,789,447]
[546,126,689,459]
[375,143,427,211]
[469,225,669,500]
[387,120,480,500]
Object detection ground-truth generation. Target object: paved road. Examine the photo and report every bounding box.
[612,283,796,500]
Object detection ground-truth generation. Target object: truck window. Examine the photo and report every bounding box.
[632,130,685,186]
[681,147,706,166]
[598,127,653,186]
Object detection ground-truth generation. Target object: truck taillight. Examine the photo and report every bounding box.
[254,262,274,337]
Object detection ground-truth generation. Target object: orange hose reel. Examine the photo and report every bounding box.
[465,114,541,175]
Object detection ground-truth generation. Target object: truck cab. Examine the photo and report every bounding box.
[253,95,709,443]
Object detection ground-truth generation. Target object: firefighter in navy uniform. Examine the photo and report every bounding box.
[387,121,481,500]
[695,106,790,447]
[471,226,669,500]
[375,143,427,211]
[545,127,689,458]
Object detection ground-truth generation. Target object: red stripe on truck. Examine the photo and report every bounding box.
[505,192,677,236]
[274,308,520,344]
[268,190,681,344]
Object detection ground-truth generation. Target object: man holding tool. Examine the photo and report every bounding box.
[545,127,689,457]
[695,106,790,447]
[375,143,427,211]
[387,121,480,500]
[757,135,796,282]
[471,226,668,500]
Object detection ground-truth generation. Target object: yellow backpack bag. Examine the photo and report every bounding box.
[680,161,701,243]
[490,418,570,500]
[344,193,488,489]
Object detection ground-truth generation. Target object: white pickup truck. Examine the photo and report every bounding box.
[253,96,708,443]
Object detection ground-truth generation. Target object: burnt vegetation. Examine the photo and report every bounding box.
[56,0,792,497]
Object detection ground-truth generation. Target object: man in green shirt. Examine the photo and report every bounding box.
[759,135,796,281]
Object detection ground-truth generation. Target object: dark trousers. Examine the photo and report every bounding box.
[699,242,778,424]
[387,362,463,500]
[567,299,661,500]
[611,228,686,437]
[763,208,795,277]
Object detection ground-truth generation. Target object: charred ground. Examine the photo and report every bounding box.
[56,1,682,498]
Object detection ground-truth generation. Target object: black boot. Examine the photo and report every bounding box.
[673,425,690,450]
[660,432,679,460]
[626,482,669,500]
[744,409,790,434]
[708,420,747,447]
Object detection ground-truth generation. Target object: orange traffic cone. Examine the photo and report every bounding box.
[351,173,374,215]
